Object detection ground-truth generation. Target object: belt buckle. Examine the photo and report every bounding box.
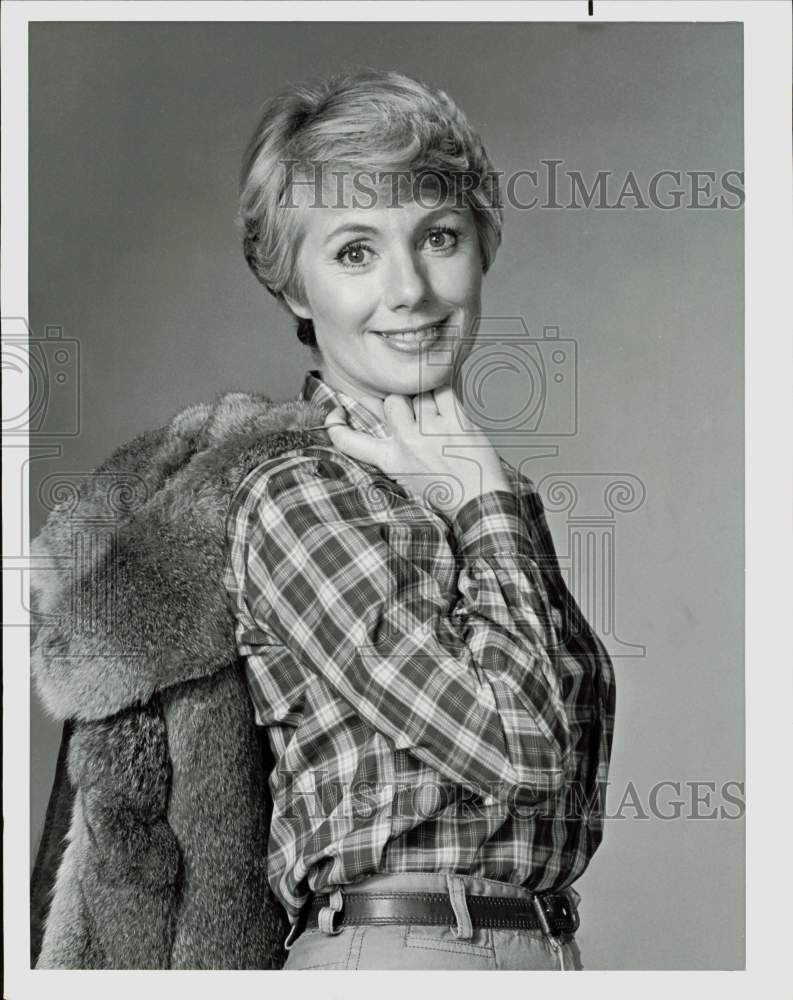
[532,891,579,938]
[559,889,581,934]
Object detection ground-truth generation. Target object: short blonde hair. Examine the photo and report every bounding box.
[238,67,504,350]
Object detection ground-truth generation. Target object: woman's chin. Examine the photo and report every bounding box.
[366,365,450,393]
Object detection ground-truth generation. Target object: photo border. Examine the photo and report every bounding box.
[3,2,791,997]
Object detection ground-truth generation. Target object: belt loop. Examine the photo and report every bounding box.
[318,885,344,936]
[445,873,474,940]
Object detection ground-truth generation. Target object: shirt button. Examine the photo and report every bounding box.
[481,795,496,806]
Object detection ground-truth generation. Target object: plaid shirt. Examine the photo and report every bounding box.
[224,370,616,927]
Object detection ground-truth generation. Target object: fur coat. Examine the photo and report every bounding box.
[30,390,340,969]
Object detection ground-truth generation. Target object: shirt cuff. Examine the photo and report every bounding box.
[449,488,534,558]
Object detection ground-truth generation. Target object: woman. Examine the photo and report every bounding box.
[228,68,615,971]
[30,68,614,972]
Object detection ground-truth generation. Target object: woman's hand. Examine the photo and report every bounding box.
[324,384,510,516]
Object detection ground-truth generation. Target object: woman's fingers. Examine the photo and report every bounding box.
[323,405,348,430]
[432,383,476,431]
[383,393,415,428]
[431,383,456,416]
[412,391,440,422]
[324,406,384,469]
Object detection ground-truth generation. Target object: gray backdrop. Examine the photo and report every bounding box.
[28,21,744,970]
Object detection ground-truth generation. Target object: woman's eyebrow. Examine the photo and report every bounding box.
[322,207,467,246]
[323,222,379,245]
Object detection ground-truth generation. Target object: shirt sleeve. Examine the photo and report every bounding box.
[241,455,571,805]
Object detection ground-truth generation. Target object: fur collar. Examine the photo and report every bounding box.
[31,391,335,723]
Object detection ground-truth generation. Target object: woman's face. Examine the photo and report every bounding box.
[284,187,483,415]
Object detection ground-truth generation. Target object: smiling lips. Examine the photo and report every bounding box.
[373,316,451,339]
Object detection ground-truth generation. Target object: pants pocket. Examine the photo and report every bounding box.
[282,927,354,970]
[403,922,494,958]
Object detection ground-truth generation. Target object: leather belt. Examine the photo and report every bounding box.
[304,889,579,936]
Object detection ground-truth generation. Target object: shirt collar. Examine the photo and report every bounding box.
[298,369,390,439]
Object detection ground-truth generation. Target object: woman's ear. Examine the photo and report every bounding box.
[283,291,312,320]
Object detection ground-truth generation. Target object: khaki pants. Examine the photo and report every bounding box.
[282,872,584,971]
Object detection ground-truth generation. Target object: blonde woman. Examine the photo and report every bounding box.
[230,68,615,971]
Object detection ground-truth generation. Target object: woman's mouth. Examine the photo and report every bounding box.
[371,316,452,352]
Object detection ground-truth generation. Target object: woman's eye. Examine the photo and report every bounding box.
[424,227,460,251]
[336,242,371,268]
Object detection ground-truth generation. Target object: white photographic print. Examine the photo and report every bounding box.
[3,3,791,998]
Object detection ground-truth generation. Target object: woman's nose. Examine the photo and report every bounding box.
[382,251,429,312]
